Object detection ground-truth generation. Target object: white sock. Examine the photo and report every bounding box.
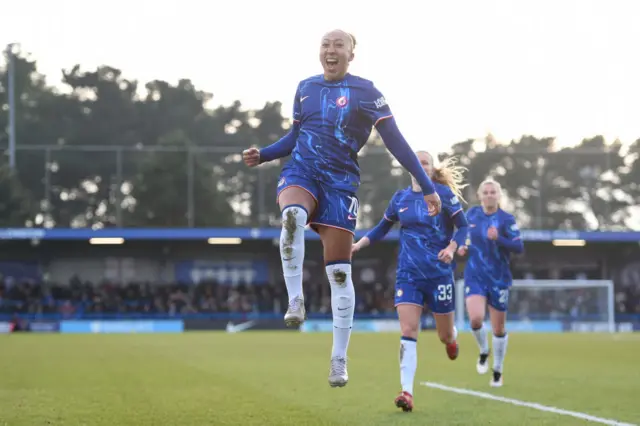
[472,323,490,354]
[279,205,308,303]
[326,263,355,359]
[400,337,417,395]
[492,333,509,373]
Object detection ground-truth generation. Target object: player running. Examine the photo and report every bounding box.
[456,179,524,387]
[352,151,468,412]
[242,30,441,388]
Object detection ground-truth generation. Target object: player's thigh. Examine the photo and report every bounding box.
[396,304,423,340]
[276,171,318,216]
[395,281,424,339]
[318,226,353,263]
[315,188,359,263]
[488,305,507,335]
[464,279,487,322]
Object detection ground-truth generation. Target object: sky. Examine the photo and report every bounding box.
[2,0,639,153]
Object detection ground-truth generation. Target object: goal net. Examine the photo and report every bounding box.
[454,279,615,333]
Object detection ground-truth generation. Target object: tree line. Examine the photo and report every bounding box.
[1,47,638,230]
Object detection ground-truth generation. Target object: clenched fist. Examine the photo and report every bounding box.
[242,148,260,167]
[423,192,442,216]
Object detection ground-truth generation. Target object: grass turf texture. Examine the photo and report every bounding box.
[1,332,639,425]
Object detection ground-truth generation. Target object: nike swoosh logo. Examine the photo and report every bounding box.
[337,306,352,311]
[399,207,408,213]
[300,96,309,102]
[226,321,255,333]
[348,215,357,220]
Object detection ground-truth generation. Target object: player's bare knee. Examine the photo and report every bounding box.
[470,317,484,330]
[493,324,506,337]
[319,226,354,264]
[400,322,419,339]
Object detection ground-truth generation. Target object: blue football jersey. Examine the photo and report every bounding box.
[284,73,393,194]
[384,183,464,282]
[464,206,522,286]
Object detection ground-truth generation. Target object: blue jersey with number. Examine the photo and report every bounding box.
[384,184,464,282]
[464,206,522,287]
[283,73,393,195]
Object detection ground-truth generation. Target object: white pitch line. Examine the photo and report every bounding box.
[421,382,637,426]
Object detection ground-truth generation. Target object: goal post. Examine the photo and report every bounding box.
[454,279,616,333]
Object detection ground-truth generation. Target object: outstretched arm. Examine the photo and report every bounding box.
[367,216,395,243]
[376,117,435,196]
[259,123,299,163]
[258,82,302,163]
[352,217,395,252]
[353,195,399,253]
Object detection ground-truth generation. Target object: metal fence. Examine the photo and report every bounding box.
[11,145,631,231]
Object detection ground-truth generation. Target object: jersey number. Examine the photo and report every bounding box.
[347,196,359,219]
[498,289,509,305]
[437,284,453,302]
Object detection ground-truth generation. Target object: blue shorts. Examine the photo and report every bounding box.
[276,166,358,235]
[394,277,455,315]
[464,278,510,312]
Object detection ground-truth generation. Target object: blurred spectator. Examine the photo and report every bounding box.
[1,274,637,319]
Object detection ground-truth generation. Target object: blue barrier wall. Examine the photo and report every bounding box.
[59,320,184,334]
[3,314,639,334]
[1,227,639,241]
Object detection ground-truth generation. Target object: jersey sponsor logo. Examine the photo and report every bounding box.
[373,96,387,109]
[336,96,348,108]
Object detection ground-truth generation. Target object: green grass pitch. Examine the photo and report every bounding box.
[1,332,639,425]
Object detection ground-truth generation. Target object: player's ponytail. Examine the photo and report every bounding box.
[431,155,468,203]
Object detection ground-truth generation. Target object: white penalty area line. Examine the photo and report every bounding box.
[420,382,637,426]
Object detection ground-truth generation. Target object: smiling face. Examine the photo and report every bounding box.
[416,151,434,178]
[411,151,434,189]
[319,30,355,81]
[478,181,501,211]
